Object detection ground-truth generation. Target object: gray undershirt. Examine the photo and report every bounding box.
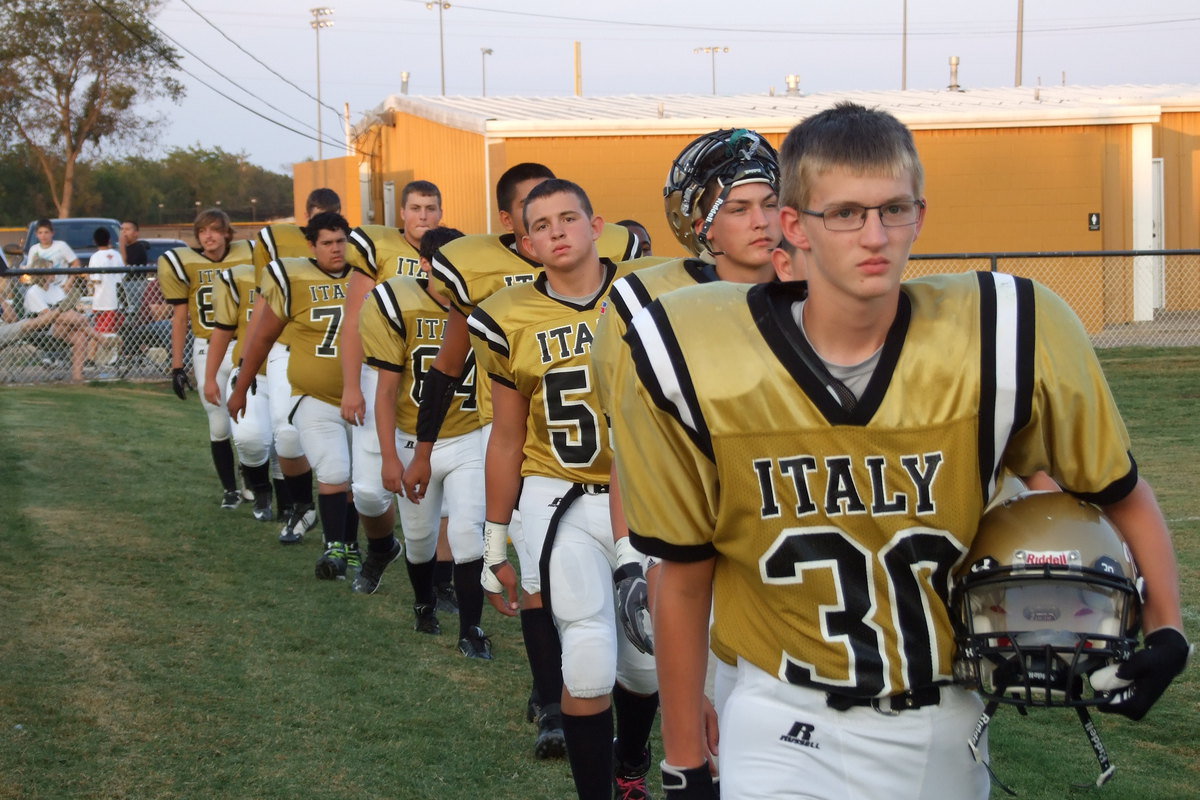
[792,299,882,402]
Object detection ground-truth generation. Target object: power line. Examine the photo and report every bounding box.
[390,0,1199,38]
[88,0,351,155]
[150,19,332,142]
[177,0,341,117]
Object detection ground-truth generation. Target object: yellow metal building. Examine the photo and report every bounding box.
[295,84,1200,333]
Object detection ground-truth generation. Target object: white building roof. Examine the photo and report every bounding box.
[355,84,1200,139]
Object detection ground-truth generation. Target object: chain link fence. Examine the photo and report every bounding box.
[2,251,1198,385]
[907,250,1200,348]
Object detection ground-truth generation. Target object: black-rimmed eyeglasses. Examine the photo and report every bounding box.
[801,200,925,232]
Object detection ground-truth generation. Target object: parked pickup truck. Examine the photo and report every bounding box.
[3,217,122,270]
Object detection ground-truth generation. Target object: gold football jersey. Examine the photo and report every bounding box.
[260,257,353,407]
[359,275,481,438]
[212,263,265,373]
[254,224,310,348]
[615,272,1135,698]
[431,224,638,427]
[347,225,422,283]
[468,260,636,485]
[594,256,710,419]
[157,240,255,339]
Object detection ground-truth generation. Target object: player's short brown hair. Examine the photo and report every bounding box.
[779,102,924,212]
[521,179,593,232]
[497,163,555,216]
[305,188,342,217]
[401,180,442,208]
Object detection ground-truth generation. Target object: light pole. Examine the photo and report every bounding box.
[250,198,258,222]
[481,47,493,96]
[693,46,729,95]
[426,2,451,95]
[310,7,334,162]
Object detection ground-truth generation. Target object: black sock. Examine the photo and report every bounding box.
[612,683,658,767]
[284,470,313,507]
[368,534,398,554]
[273,478,291,515]
[317,492,348,544]
[406,557,436,607]
[454,558,485,635]
[434,558,453,587]
[210,439,237,492]
[520,607,564,713]
[242,462,270,493]
[344,502,359,548]
[562,707,614,800]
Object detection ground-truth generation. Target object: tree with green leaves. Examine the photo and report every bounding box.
[0,0,184,217]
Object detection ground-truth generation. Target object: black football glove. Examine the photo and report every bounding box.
[171,367,192,400]
[662,762,718,799]
[1096,627,1191,721]
[614,562,654,655]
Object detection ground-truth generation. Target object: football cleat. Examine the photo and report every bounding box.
[220,489,243,510]
[252,489,274,522]
[435,582,459,614]
[613,740,652,800]
[279,502,316,544]
[534,702,567,760]
[315,542,349,580]
[344,542,362,582]
[351,539,402,595]
[457,626,494,660]
[413,603,441,635]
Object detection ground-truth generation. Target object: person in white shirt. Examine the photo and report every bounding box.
[26,219,81,289]
[88,227,125,365]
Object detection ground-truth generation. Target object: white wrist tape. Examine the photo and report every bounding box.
[614,535,641,569]
[483,520,509,568]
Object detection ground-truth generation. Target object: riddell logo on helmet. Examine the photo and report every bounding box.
[1015,549,1079,568]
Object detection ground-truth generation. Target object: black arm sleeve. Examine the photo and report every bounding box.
[415,366,462,443]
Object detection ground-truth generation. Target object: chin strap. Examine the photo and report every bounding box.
[967,692,1117,795]
[1072,705,1117,788]
[967,698,1018,797]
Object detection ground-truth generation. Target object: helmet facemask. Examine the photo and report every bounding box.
[664,129,780,256]
[952,491,1143,791]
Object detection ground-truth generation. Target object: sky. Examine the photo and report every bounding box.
[140,0,1200,174]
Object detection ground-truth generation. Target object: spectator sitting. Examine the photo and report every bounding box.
[24,271,101,382]
[88,227,125,365]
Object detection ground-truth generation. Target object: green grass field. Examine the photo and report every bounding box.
[2,348,1197,800]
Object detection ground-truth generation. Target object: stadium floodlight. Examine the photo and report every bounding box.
[311,7,335,162]
[693,46,729,95]
[481,48,493,96]
[426,2,451,95]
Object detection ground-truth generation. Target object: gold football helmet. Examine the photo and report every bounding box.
[953,491,1141,709]
[663,129,779,256]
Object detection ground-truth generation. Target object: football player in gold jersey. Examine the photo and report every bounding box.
[404,163,637,758]
[251,188,341,544]
[616,103,1187,800]
[229,212,361,581]
[359,226,493,656]
[158,208,255,509]
[204,262,277,523]
[468,180,657,800]
[341,182,455,627]
[595,130,783,667]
